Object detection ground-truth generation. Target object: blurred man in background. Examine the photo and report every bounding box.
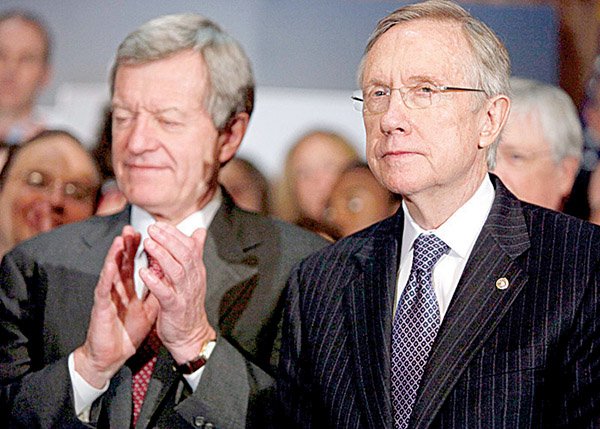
[0,129,101,258]
[493,77,583,212]
[0,10,52,145]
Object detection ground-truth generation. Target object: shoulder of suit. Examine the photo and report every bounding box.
[297,216,394,267]
[500,201,600,264]
[12,213,122,259]
[227,205,329,250]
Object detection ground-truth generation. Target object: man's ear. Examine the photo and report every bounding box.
[217,112,250,164]
[478,95,510,149]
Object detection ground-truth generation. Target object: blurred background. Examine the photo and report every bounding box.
[1,0,598,179]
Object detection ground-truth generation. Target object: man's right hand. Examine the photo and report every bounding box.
[73,225,160,388]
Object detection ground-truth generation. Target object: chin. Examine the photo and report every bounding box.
[127,192,169,210]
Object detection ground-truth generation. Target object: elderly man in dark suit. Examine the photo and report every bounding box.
[0,14,325,429]
[277,1,600,428]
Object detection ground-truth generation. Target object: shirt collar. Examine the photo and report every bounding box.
[131,188,222,258]
[401,175,495,261]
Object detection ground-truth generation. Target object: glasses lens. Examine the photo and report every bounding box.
[364,86,390,114]
[64,182,92,201]
[406,85,434,109]
[25,171,48,188]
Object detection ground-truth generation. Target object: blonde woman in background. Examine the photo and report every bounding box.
[273,130,359,236]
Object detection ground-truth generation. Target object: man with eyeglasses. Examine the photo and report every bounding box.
[492,77,583,213]
[0,129,100,258]
[277,1,600,428]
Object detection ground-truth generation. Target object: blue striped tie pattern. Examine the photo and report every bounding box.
[392,233,450,429]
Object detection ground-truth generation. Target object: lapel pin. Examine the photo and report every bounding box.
[496,277,509,290]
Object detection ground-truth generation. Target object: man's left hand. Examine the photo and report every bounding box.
[140,222,216,365]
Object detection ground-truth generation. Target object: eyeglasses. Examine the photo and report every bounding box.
[13,170,97,202]
[351,84,486,113]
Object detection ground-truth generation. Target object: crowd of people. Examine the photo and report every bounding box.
[0,1,599,428]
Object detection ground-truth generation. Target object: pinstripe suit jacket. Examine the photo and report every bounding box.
[278,176,600,428]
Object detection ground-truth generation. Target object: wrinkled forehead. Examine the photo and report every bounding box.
[362,19,475,86]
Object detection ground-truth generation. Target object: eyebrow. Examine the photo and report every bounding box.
[110,104,184,116]
[363,75,442,87]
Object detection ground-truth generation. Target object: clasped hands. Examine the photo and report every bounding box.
[74,223,216,388]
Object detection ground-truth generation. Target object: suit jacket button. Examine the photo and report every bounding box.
[193,416,206,427]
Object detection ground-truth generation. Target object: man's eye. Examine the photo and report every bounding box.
[414,85,435,94]
[373,89,388,97]
[158,118,182,128]
[113,114,133,125]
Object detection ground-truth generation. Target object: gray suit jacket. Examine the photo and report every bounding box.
[0,194,327,428]
[278,175,600,428]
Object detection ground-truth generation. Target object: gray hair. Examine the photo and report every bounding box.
[0,9,52,63]
[357,0,511,167]
[506,77,583,163]
[110,13,254,130]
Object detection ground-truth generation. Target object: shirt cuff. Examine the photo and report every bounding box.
[68,352,110,421]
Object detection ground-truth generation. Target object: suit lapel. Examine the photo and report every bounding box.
[345,214,402,427]
[202,196,260,339]
[410,178,531,428]
[81,207,131,252]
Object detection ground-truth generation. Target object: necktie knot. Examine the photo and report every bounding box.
[412,233,449,273]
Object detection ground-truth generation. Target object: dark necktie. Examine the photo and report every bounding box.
[131,254,163,426]
[391,233,450,429]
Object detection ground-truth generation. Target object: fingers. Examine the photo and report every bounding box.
[146,223,205,267]
[95,235,125,304]
[142,287,161,323]
[120,226,140,300]
[139,265,175,305]
[95,225,142,309]
[143,223,206,287]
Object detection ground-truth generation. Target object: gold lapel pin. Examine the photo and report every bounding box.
[496,277,509,290]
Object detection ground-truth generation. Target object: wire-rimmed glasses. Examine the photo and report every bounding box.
[352,84,486,113]
[13,170,97,202]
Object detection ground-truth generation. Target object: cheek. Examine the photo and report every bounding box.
[7,194,37,241]
[11,190,38,216]
[295,181,314,205]
[64,202,95,222]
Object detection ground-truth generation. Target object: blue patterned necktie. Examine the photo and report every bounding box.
[391,233,450,429]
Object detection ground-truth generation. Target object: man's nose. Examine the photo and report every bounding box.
[47,183,66,210]
[127,115,155,153]
[380,92,412,135]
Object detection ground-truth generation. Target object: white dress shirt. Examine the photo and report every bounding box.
[395,176,495,320]
[69,189,222,419]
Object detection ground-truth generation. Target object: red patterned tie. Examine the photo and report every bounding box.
[131,254,163,426]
